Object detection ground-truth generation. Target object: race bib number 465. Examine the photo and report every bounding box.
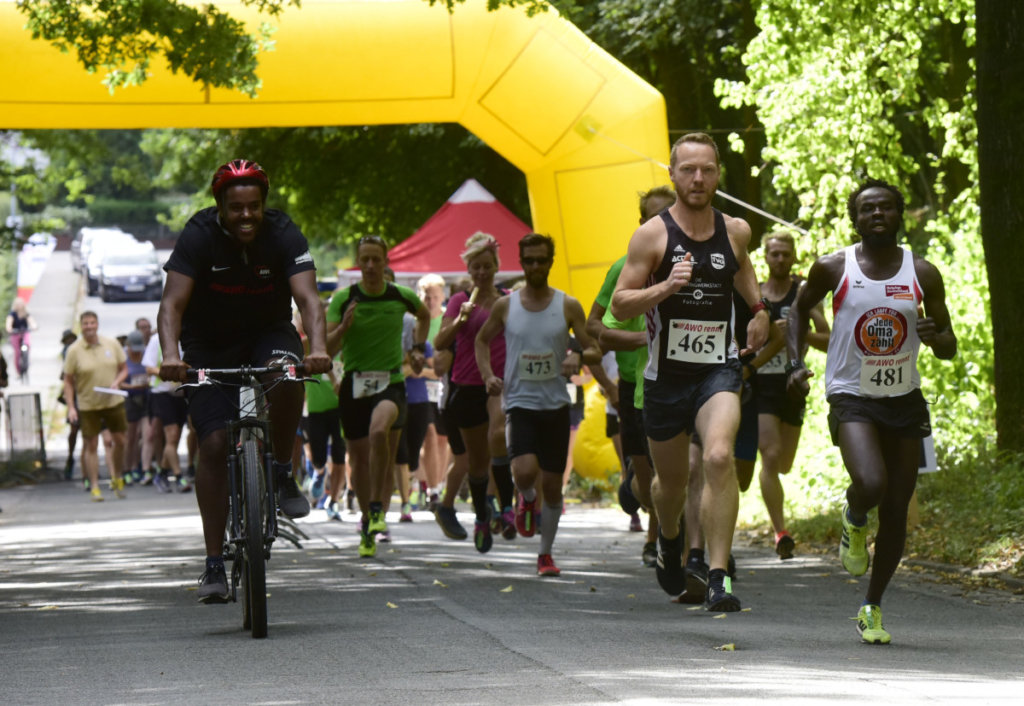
[666,319,726,364]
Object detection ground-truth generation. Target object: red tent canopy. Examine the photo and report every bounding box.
[343,179,531,286]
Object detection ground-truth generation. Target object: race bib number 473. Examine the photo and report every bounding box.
[666,319,726,364]
[518,351,558,381]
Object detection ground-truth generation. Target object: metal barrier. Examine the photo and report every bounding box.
[4,392,46,470]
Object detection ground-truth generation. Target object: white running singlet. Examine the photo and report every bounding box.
[825,245,922,399]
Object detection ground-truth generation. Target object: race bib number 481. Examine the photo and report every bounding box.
[859,353,914,396]
[666,319,726,364]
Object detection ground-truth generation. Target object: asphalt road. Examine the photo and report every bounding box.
[1,480,1022,706]
[2,250,1022,705]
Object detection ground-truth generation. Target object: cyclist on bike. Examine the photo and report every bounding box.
[6,297,37,383]
[157,159,331,603]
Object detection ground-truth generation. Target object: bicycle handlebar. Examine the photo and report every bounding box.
[183,361,308,385]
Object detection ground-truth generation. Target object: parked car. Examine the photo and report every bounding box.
[85,232,142,295]
[71,226,129,273]
[98,244,163,302]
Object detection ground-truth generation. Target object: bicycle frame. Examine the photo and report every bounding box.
[185,362,305,637]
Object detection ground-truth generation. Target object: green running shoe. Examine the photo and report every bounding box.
[839,504,870,576]
[856,604,891,644]
[368,510,388,536]
[358,530,377,558]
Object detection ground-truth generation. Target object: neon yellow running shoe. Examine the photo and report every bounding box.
[111,477,126,499]
[368,510,388,536]
[90,486,104,502]
[358,530,377,558]
[856,604,891,644]
[839,504,869,576]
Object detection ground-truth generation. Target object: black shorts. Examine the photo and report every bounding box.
[734,389,759,462]
[605,412,619,437]
[505,406,570,474]
[184,323,303,442]
[307,407,346,467]
[643,360,743,442]
[124,391,149,423]
[827,389,931,446]
[448,383,491,430]
[396,401,431,470]
[617,380,646,458]
[439,395,466,456]
[756,375,806,426]
[339,377,407,441]
[149,392,188,427]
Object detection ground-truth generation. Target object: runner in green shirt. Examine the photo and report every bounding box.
[326,236,430,558]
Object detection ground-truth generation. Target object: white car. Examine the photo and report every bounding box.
[85,232,144,295]
[71,226,129,273]
[99,244,163,302]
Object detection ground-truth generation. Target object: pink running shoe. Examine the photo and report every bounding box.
[537,554,561,577]
[515,495,536,538]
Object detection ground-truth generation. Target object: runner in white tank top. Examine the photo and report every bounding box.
[786,179,957,646]
[475,234,601,578]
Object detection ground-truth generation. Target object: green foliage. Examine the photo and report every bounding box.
[717,1,989,466]
[87,197,170,226]
[16,0,299,97]
[138,124,530,247]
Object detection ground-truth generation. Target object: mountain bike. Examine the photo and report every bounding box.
[184,361,311,638]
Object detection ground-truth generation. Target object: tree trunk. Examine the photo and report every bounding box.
[976,0,1024,452]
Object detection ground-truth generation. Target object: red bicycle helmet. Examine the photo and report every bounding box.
[210,159,269,201]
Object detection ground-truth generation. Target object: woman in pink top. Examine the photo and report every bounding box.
[433,232,516,553]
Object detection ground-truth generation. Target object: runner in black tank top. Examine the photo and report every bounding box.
[608,133,770,613]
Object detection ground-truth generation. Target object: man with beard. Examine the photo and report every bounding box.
[787,178,956,644]
[475,233,601,576]
[611,132,769,611]
[754,230,830,559]
[158,159,331,603]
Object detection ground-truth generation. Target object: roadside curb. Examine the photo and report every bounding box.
[903,558,1024,591]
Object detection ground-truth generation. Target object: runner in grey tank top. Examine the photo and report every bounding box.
[475,233,601,577]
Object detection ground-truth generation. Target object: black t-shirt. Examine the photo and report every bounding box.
[164,207,315,347]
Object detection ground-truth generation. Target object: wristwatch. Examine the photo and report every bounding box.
[750,297,770,315]
[784,359,805,376]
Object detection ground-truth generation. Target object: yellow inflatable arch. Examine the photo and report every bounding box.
[0,0,668,305]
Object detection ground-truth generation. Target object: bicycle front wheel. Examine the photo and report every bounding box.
[240,439,268,638]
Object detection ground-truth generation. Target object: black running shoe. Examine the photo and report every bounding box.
[641,541,658,568]
[434,505,468,540]
[277,476,310,518]
[677,556,709,604]
[705,575,742,612]
[197,564,230,604]
[655,533,686,596]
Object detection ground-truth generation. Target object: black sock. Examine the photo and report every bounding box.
[369,501,383,515]
[206,556,224,571]
[708,568,727,590]
[469,476,489,522]
[491,460,514,509]
[273,461,292,482]
[687,548,706,565]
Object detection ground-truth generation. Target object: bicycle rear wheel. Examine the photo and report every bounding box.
[240,439,268,638]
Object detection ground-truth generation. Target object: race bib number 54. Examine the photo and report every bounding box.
[352,371,389,399]
[666,319,726,364]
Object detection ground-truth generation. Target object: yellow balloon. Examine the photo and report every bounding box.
[571,384,621,487]
[0,0,669,308]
